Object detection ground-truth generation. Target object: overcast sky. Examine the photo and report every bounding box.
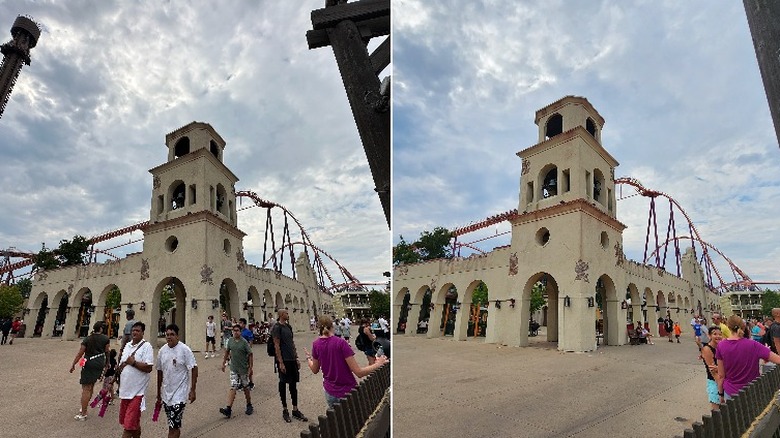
[0,1,390,287]
[393,1,780,286]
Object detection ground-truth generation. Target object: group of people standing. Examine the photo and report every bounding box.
[699,310,780,411]
[0,316,23,345]
[70,308,389,436]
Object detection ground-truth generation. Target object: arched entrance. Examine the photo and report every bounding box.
[33,295,48,337]
[153,277,187,344]
[73,288,93,338]
[521,273,559,344]
[220,279,240,318]
[98,284,121,338]
[397,290,410,333]
[594,274,617,345]
[53,292,68,337]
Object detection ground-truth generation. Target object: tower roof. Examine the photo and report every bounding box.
[165,121,227,148]
[534,95,605,127]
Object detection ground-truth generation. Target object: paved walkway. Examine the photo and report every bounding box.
[393,328,711,437]
[0,331,344,438]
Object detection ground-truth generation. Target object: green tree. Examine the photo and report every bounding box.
[530,282,547,314]
[416,227,452,260]
[57,235,90,266]
[32,243,59,271]
[0,284,25,318]
[393,236,420,265]
[762,289,780,317]
[15,278,32,299]
[472,281,489,306]
[160,285,175,315]
[106,286,121,310]
[369,289,390,318]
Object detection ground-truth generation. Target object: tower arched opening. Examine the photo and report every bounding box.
[545,113,563,139]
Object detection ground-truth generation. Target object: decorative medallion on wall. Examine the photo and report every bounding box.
[200,264,214,285]
[574,259,590,282]
[429,278,437,292]
[236,249,245,271]
[140,258,150,280]
[657,268,665,277]
[397,265,408,276]
[614,242,625,266]
[521,158,530,175]
[153,175,161,189]
[67,283,73,295]
[275,271,282,280]
[37,272,48,281]
[508,252,519,276]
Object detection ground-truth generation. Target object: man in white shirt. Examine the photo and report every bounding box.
[377,316,389,339]
[118,321,154,438]
[156,323,198,438]
[205,316,217,359]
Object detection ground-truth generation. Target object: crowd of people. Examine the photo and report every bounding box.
[65,308,389,436]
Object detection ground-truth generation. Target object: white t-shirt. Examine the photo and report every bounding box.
[206,321,216,337]
[341,317,352,327]
[119,339,154,401]
[156,342,197,405]
[378,317,388,331]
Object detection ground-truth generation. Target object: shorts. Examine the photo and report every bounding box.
[229,371,251,390]
[325,389,343,408]
[706,379,719,404]
[163,402,186,429]
[206,336,216,344]
[364,347,377,357]
[278,360,300,383]
[119,396,143,431]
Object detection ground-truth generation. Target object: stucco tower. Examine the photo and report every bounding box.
[0,16,41,119]
[143,122,244,344]
[504,96,626,351]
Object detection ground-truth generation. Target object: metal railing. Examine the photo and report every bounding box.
[301,363,391,438]
[678,365,780,437]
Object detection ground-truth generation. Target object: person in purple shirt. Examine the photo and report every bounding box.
[303,316,388,408]
[716,315,780,403]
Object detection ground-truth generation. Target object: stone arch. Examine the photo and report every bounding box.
[220,278,240,318]
[593,168,606,205]
[216,183,228,216]
[274,292,284,312]
[644,288,659,336]
[595,274,617,345]
[627,283,641,326]
[428,283,456,339]
[49,289,69,338]
[521,273,559,346]
[683,296,690,313]
[174,136,190,157]
[545,113,563,139]
[263,289,273,321]
[153,277,188,344]
[395,288,411,334]
[539,163,558,199]
[586,117,598,139]
[96,284,121,338]
[71,287,94,338]
[409,285,432,335]
[247,286,260,322]
[169,179,186,211]
[29,291,49,338]
[450,280,486,341]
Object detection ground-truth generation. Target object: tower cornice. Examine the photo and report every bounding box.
[148,147,239,183]
[517,126,619,168]
[510,198,626,232]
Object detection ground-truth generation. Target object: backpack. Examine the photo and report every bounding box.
[355,325,367,351]
[267,323,278,357]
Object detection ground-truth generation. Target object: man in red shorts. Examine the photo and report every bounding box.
[117,321,154,437]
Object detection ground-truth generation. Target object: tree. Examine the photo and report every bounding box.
[369,289,390,318]
[393,236,420,265]
[106,286,121,310]
[15,278,32,299]
[530,282,547,315]
[0,284,25,318]
[472,281,488,306]
[32,243,59,271]
[416,227,452,260]
[57,235,90,266]
[762,289,780,317]
[160,285,175,315]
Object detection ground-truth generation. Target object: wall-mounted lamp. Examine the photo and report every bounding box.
[494,300,501,310]
[587,297,595,308]
[564,295,571,307]
[676,308,680,313]
[508,298,516,308]
[212,299,219,309]
[65,307,71,314]
[191,299,198,310]
[621,300,627,309]
[23,308,30,315]
[126,303,133,310]
[89,305,96,313]
[655,306,660,313]
[260,303,266,309]
[293,308,298,313]
[43,308,50,315]
[139,301,146,311]
[429,303,435,311]
[243,302,248,311]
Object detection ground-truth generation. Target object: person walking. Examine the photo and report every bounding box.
[663,315,674,343]
[220,313,232,351]
[1,317,11,344]
[70,321,111,421]
[117,321,154,438]
[219,324,253,418]
[116,308,138,394]
[701,326,723,411]
[673,322,682,343]
[304,316,388,408]
[271,309,308,423]
[205,315,217,359]
[9,316,22,344]
[156,324,198,438]
[341,318,351,343]
[357,318,378,365]
[716,315,780,403]
[712,312,732,338]
[377,315,389,339]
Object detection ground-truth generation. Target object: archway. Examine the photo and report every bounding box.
[97,284,121,338]
[414,287,432,334]
[595,274,617,345]
[397,289,410,333]
[32,294,48,337]
[467,281,489,338]
[153,277,188,344]
[219,279,240,318]
[52,292,68,337]
[439,285,457,337]
[72,288,93,338]
[521,273,559,344]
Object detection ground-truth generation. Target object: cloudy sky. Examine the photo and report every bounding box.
[393,1,780,286]
[0,1,390,287]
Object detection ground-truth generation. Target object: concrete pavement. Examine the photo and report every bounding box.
[393,328,711,438]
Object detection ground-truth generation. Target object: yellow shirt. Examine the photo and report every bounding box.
[719,322,732,338]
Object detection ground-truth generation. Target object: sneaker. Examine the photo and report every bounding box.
[219,407,232,418]
[292,409,308,422]
[74,414,87,421]
[282,409,292,423]
[245,404,253,415]
[211,353,216,358]
[205,354,209,359]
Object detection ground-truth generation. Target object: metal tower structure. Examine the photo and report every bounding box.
[0,15,41,119]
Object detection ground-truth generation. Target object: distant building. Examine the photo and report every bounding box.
[721,290,764,320]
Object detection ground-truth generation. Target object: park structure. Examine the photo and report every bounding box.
[25,122,330,347]
[393,96,720,352]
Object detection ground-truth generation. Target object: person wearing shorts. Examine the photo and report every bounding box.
[156,324,197,438]
[205,316,217,359]
[219,324,253,418]
[118,322,153,438]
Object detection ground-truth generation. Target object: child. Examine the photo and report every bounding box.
[673,322,682,343]
[90,349,118,415]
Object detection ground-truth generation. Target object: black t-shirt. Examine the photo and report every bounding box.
[769,323,780,353]
[271,322,296,361]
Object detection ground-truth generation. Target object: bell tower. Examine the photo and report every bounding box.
[507,96,626,352]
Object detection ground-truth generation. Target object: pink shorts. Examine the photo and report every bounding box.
[119,396,143,430]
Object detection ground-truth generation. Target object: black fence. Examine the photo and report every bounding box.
[678,365,780,438]
[301,363,391,438]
